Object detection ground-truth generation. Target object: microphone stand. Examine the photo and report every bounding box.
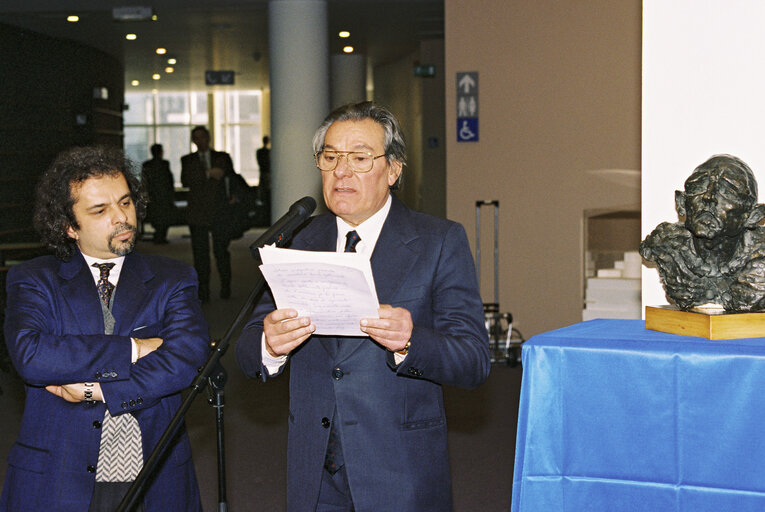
[117,271,268,512]
[207,358,228,511]
[117,195,316,511]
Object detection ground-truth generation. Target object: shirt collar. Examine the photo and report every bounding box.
[335,194,392,256]
[81,252,126,286]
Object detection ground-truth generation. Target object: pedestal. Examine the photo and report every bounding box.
[645,305,765,339]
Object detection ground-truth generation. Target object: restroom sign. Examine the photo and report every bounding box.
[456,72,478,142]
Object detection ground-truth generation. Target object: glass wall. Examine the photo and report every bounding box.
[124,90,263,186]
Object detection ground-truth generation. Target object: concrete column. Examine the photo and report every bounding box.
[268,0,329,220]
[330,53,367,109]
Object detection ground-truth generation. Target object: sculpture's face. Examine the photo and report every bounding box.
[683,168,753,240]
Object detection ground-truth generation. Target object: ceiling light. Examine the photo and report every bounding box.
[339,31,350,38]
[165,67,174,74]
[131,80,140,86]
[67,15,79,23]
[156,48,166,55]
[343,46,354,54]
[152,74,160,80]
[126,33,137,41]
[152,14,158,21]
[167,58,177,65]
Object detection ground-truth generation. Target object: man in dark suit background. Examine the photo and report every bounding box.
[181,125,242,301]
[141,143,176,244]
[1,146,209,511]
[236,101,490,511]
[255,135,271,225]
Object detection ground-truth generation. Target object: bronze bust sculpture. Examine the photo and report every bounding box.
[640,155,765,312]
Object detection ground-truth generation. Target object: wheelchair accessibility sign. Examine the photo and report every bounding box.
[458,118,478,142]
[456,72,478,142]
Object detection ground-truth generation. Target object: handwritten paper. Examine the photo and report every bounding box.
[259,246,379,336]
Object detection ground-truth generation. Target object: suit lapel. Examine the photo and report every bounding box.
[370,198,418,305]
[112,252,151,335]
[59,252,103,335]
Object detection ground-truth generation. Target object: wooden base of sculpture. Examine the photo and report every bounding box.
[645,305,765,340]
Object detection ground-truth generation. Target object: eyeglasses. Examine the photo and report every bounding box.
[314,150,387,173]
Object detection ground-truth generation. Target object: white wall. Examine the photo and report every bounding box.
[642,0,765,307]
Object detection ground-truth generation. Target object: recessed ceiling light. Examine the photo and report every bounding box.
[156,48,166,55]
[343,46,354,54]
[126,34,137,41]
[152,74,160,80]
[67,15,79,23]
[167,58,177,65]
[151,14,158,21]
[339,31,350,38]
[165,67,174,73]
[131,80,140,86]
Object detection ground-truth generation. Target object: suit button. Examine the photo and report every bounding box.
[87,465,96,473]
[110,372,118,378]
[95,371,102,379]
[255,371,262,379]
[121,401,128,409]
[332,368,343,380]
[136,397,143,405]
[321,417,330,428]
[93,420,102,429]
[129,400,136,407]
[408,367,423,377]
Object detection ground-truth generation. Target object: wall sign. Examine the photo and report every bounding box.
[456,71,478,142]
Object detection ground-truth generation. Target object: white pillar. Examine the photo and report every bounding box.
[331,53,367,109]
[268,0,329,220]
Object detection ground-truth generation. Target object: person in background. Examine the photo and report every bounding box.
[141,143,175,244]
[180,126,239,301]
[236,101,490,512]
[255,135,272,226]
[1,146,209,511]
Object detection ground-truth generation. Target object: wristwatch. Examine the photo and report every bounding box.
[83,382,95,402]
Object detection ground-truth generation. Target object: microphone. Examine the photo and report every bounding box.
[249,196,316,258]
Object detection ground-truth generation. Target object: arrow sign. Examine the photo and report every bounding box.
[458,72,477,94]
[205,70,235,85]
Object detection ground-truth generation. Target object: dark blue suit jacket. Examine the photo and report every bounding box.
[1,250,210,512]
[236,196,490,512]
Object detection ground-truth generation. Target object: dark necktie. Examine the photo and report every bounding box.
[344,230,361,253]
[93,263,115,306]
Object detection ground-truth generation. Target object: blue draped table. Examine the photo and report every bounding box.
[511,319,765,512]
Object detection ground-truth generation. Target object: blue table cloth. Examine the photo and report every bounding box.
[511,319,765,512]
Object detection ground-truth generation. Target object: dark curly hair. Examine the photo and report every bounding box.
[33,146,147,261]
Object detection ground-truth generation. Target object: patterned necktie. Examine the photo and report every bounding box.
[344,230,361,253]
[93,263,115,306]
[91,261,144,483]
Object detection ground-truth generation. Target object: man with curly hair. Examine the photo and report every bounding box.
[1,146,210,511]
